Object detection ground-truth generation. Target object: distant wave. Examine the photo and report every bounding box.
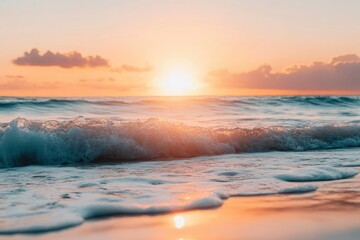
[0,98,86,108]
[1,117,360,168]
[0,97,246,108]
[279,96,360,106]
[1,96,360,109]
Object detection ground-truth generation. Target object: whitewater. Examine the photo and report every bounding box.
[0,96,360,235]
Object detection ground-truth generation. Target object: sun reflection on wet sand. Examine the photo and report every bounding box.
[173,215,185,229]
[29,177,360,240]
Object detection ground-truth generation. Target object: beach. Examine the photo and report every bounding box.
[2,1,360,239]
[1,96,360,239]
[6,172,360,240]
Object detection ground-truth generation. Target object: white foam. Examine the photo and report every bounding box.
[278,185,318,194]
[0,149,359,235]
[276,166,358,182]
[2,118,360,168]
[0,212,83,234]
[335,161,360,167]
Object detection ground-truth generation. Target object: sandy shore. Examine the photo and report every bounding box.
[5,175,360,240]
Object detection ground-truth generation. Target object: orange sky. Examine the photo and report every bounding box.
[1,1,360,97]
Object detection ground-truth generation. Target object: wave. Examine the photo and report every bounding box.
[1,117,360,168]
[1,96,360,109]
[0,98,87,108]
[279,96,360,106]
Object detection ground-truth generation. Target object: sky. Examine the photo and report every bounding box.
[1,0,360,96]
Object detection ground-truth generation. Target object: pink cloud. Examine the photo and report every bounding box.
[13,49,109,68]
[208,54,360,91]
[111,65,153,73]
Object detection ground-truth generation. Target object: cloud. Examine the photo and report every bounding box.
[208,54,360,91]
[0,79,29,89]
[78,77,142,91]
[111,64,153,73]
[79,77,116,83]
[5,75,25,79]
[1,75,61,90]
[331,54,360,65]
[13,48,109,68]
[0,79,58,90]
[0,75,28,89]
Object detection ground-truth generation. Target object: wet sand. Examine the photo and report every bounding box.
[5,175,360,240]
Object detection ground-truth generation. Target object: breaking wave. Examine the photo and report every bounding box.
[1,117,360,168]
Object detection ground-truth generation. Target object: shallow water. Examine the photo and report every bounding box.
[20,189,359,240]
[0,96,360,235]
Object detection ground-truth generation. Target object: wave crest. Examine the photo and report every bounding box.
[1,117,360,168]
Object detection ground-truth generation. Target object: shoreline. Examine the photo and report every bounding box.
[6,175,360,240]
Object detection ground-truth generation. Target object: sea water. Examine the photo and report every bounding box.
[0,96,359,234]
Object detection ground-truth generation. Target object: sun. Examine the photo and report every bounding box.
[157,68,198,96]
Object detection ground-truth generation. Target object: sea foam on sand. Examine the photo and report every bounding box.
[0,149,359,234]
[276,166,358,182]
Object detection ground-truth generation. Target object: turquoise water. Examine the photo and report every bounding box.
[0,96,359,235]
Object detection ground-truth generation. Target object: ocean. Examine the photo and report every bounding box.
[1,96,360,235]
